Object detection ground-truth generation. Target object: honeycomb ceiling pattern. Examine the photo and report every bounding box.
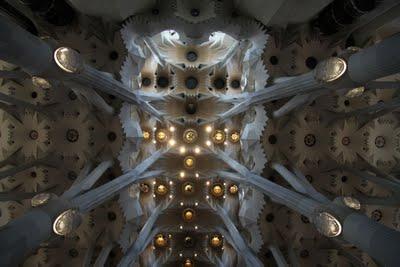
[0,0,399,266]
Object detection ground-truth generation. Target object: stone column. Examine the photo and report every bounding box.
[118,202,170,267]
[0,17,163,120]
[0,197,71,266]
[0,16,54,76]
[269,244,289,267]
[342,212,400,266]
[216,166,400,267]
[62,160,113,199]
[219,35,400,121]
[215,205,263,267]
[348,33,400,84]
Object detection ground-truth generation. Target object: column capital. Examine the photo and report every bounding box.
[52,209,82,236]
[54,47,84,74]
[314,57,347,83]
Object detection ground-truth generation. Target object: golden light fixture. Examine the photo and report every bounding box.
[156,184,168,196]
[184,156,196,169]
[210,235,222,247]
[183,259,194,267]
[229,130,240,143]
[228,184,238,194]
[155,129,168,143]
[142,130,151,141]
[212,130,225,144]
[211,184,224,197]
[154,234,168,248]
[183,182,195,195]
[183,128,198,144]
[182,208,195,222]
[139,183,150,193]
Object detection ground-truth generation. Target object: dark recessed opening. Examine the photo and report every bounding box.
[190,8,200,17]
[69,248,79,258]
[185,76,198,89]
[107,212,117,221]
[185,102,197,115]
[157,76,169,88]
[230,80,240,89]
[268,135,277,144]
[301,215,310,224]
[305,57,318,69]
[266,213,274,222]
[66,129,79,143]
[186,51,198,62]
[142,77,151,87]
[269,56,279,65]
[68,91,77,100]
[109,51,119,61]
[31,92,38,98]
[108,132,117,142]
[213,78,226,89]
[300,249,309,258]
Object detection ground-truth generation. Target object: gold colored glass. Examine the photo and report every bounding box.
[183,129,198,144]
[183,208,195,222]
[184,156,196,169]
[210,235,222,247]
[154,234,168,247]
[212,130,225,144]
[156,184,168,195]
[211,184,224,197]
[229,184,238,194]
[155,129,168,142]
[229,131,240,143]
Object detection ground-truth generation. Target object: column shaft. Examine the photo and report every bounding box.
[0,16,54,75]
[342,213,400,266]
[0,198,71,266]
[216,205,263,267]
[348,33,400,84]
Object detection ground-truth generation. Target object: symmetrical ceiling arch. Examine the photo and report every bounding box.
[0,0,399,266]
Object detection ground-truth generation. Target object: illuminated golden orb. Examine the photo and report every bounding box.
[212,130,225,144]
[183,208,195,222]
[156,184,168,195]
[211,184,224,197]
[183,129,198,144]
[210,235,222,247]
[228,184,238,194]
[154,234,168,248]
[184,156,196,169]
[155,129,168,143]
[183,182,195,194]
[183,259,193,267]
[229,131,240,143]
[142,131,151,140]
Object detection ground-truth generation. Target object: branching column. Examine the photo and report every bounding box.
[0,149,166,266]
[219,33,400,121]
[214,149,400,266]
[118,202,170,267]
[214,205,263,267]
[0,197,72,266]
[0,16,163,120]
